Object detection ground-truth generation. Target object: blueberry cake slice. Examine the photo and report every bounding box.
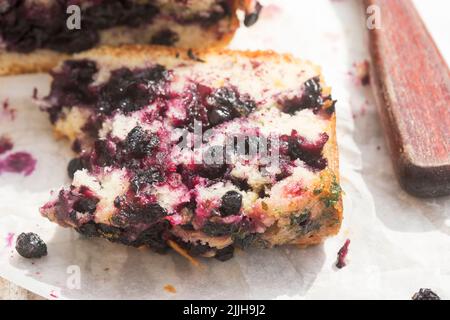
[39,46,343,261]
[0,0,260,75]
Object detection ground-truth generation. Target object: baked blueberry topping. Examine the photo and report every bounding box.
[214,245,234,261]
[83,2,159,29]
[128,221,171,253]
[73,197,99,214]
[219,191,242,216]
[131,167,165,192]
[282,132,329,170]
[67,157,86,179]
[151,29,180,46]
[0,1,159,53]
[198,163,227,180]
[183,85,256,130]
[112,203,167,228]
[93,140,115,167]
[124,126,159,158]
[202,221,237,237]
[48,59,98,110]
[97,66,168,115]
[207,87,256,121]
[15,232,47,259]
[208,104,234,126]
[280,77,324,114]
[76,222,99,237]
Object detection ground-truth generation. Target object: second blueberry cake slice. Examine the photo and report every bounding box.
[39,45,343,261]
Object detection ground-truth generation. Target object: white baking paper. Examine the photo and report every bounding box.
[0,0,449,300]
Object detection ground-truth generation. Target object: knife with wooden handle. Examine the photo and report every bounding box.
[365,0,450,197]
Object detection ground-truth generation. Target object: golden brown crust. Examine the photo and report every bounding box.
[294,115,343,246]
[73,44,311,67]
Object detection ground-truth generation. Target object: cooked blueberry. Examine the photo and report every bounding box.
[280,77,323,114]
[125,126,159,157]
[244,2,263,27]
[127,221,170,253]
[151,29,179,46]
[76,222,99,237]
[207,87,255,118]
[112,203,167,227]
[15,232,47,259]
[96,66,168,115]
[0,1,159,54]
[202,221,237,237]
[131,168,164,192]
[198,163,227,180]
[67,157,86,179]
[178,165,199,189]
[207,105,234,126]
[47,30,99,53]
[61,60,98,85]
[182,84,213,130]
[285,132,329,170]
[175,239,212,256]
[73,197,99,214]
[412,289,441,301]
[93,140,115,166]
[49,59,98,107]
[214,245,234,262]
[232,233,259,250]
[219,191,242,216]
[230,177,251,191]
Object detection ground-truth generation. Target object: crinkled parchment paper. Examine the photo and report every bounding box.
[0,0,449,299]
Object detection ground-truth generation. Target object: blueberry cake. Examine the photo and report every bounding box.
[39,46,343,261]
[0,0,259,75]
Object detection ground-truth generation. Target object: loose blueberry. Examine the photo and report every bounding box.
[412,289,441,301]
[219,191,242,216]
[15,232,47,259]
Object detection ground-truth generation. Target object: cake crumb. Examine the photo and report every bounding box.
[164,284,177,294]
[355,60,370,86]
[336,239,350,269]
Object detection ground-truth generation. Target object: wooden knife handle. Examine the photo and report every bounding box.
[365,0,450,197]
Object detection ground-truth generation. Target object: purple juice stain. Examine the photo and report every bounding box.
[5,232,15,248]
[336,239,351,269]
[0,135,13,155]
[0,152,37,176]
